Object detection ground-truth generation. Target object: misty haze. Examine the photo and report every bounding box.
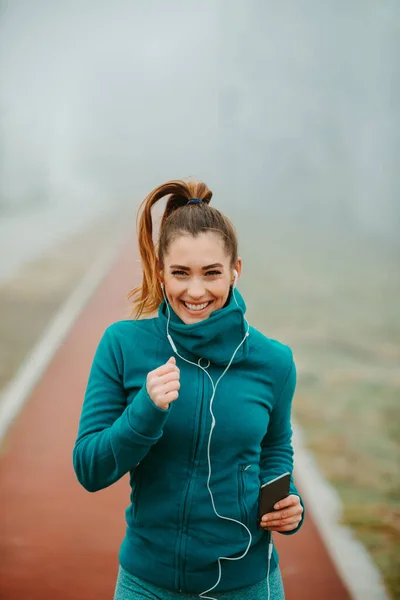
[0,1,399,598]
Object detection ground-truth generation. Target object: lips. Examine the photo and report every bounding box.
[181,300,212,313]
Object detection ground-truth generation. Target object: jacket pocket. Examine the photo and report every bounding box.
[238,464,252,526]
[131,471,143,525]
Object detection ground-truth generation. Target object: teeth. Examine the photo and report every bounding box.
[184,302,209,311]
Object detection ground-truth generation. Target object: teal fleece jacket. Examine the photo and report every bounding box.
[73,290,304,593]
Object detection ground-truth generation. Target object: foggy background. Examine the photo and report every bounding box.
[1,1,399,598]
[1,0,399,237]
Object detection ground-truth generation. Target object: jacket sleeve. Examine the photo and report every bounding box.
[72,327,171,492]
[260,356,305,534]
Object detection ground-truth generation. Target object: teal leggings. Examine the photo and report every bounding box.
[114,565,285,600]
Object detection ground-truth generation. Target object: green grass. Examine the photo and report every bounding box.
[237,216,400,598]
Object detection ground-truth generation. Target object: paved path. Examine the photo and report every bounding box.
[0,237,351,600]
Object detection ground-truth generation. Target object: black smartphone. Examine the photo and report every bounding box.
[258,472,291,522]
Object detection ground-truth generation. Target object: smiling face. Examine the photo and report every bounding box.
[161,232,242,324]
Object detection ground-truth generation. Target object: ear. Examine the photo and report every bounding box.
[231,258,243,287]
[232,269,238,288]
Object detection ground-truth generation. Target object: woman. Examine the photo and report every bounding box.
[73,179,304,600]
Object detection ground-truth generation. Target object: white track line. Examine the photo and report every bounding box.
[293,422,390,600]
[0,219,128,441]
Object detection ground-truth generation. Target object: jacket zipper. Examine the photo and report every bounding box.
[177,368,205,592]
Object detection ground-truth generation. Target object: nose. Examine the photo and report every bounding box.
[187,277,206,300]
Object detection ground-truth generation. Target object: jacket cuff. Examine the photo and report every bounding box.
[126,385,171,439]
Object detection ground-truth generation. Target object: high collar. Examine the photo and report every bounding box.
[155,289,249,366]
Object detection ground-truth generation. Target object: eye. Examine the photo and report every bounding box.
[171,270,188,277]
[205,270,222,276]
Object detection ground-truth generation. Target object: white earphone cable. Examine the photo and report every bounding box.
[160,281,272,600]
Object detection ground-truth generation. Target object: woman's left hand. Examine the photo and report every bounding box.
[260,494,303,532]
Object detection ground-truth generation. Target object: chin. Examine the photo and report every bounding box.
[178,311,211,325]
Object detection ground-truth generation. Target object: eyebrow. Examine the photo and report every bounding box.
[169,263,224,271]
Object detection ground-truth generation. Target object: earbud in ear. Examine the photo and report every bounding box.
[232,269,238,289]
[160,281,164,290]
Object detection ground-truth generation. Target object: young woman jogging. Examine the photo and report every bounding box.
[73,179,304,600]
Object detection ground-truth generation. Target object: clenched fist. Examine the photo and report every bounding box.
[146,356,180,411]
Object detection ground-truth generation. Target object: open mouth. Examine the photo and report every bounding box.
[180,300,213,314]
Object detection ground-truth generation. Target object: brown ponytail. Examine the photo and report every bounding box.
[128,178,238,319]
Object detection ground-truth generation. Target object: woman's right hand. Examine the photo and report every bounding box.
[146,357,180,410]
